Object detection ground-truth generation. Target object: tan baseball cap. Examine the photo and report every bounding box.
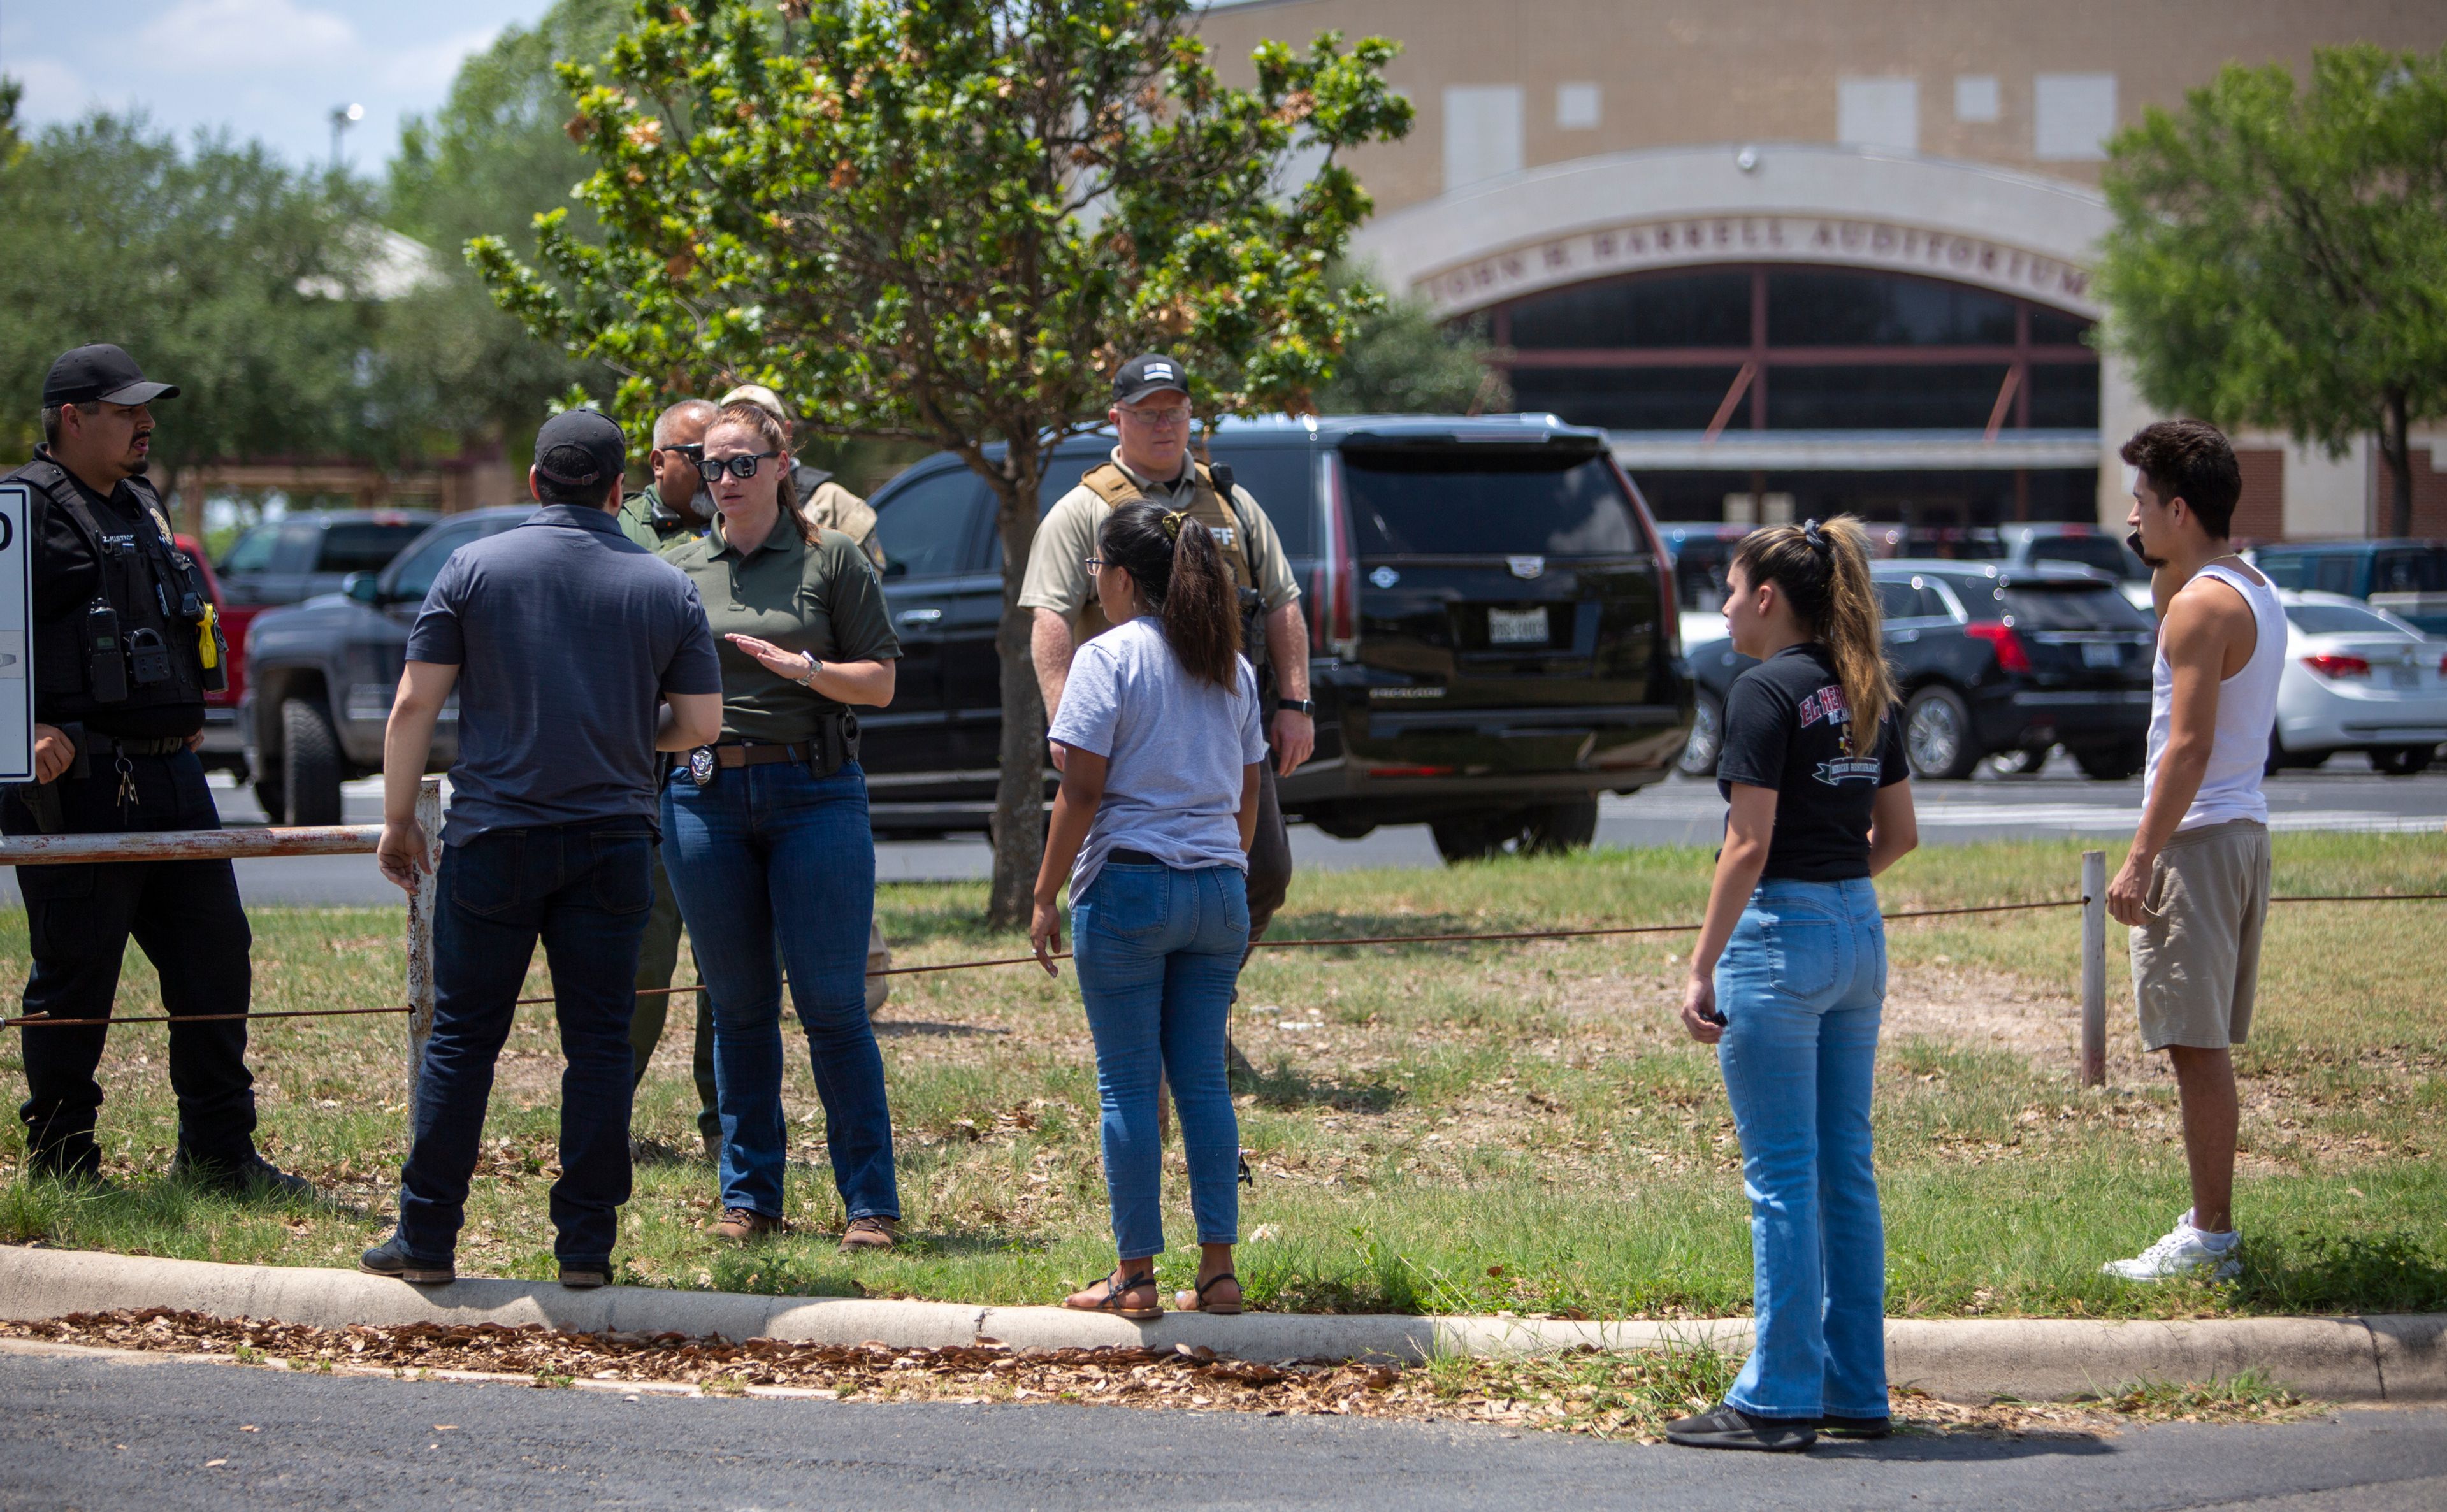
[719,384,790,423]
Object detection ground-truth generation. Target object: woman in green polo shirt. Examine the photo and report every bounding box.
[660,400,906,1252]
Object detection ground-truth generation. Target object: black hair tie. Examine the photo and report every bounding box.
[1802,519,1829,553]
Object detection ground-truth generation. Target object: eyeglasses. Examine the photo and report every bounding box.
[663,443,705,463]
[697,450,779,480]
[1118,405,1190,427]
[1083,556,1107,572]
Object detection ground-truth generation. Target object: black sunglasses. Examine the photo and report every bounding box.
[697,450,780,480]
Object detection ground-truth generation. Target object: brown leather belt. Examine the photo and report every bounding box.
[712,742,812,770]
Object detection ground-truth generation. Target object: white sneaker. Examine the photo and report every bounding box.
[2102,1213,2241,1283]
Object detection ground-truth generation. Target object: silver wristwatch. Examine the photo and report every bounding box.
[797,652,823,686]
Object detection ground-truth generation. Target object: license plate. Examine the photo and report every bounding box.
[2389,666,2419,689]
[1488,607,1550,646]
[2082,642,2122,668]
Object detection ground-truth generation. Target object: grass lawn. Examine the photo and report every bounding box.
[1,833,2440,1321]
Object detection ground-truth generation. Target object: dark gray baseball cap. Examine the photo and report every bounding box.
[43,345,178,407]
[1111,354,1190,406]
[533,408,629,491]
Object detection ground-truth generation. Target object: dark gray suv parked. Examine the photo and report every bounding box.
[242,507,531,823]
[862,414,1694,861]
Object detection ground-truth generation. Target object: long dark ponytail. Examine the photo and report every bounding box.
[1098,500,1242,688]
[1730,514,1895,755]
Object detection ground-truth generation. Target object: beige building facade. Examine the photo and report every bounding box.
[1201,0,2447,539]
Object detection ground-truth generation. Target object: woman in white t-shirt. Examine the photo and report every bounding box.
[1030,500,1269,1320]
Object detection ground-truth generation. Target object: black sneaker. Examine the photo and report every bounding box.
[1664,1402,1818,1453]
[173,1150,319,1202]
[359,1235,456,1285]
[1817,1414,1891,1439]
[27,1139,106,1188]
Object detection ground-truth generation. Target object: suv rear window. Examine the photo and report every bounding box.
[1024,447,1315,559]
[1341,449,1638,557]
[1984,583,2153,630]
[318,522,429,574]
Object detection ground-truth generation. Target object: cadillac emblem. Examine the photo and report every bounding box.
[687,746,718,787]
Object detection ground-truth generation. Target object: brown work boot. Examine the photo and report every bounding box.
[711,1207,784,1243]
[839,1215,899,1253]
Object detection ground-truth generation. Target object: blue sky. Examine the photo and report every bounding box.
[3,0,558,173]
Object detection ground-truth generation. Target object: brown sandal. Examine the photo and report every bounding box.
[1064,1269,1162,1320]
[1176,1271,1243,1315]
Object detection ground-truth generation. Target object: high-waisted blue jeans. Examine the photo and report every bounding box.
[1071,860,1248,1259]
[661,760,897,1223]
[1714,875,1888,1422]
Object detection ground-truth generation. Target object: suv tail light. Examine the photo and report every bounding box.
[1311,452,1358,655]
[1965,621,2032,673]
[2304,653,2371,679]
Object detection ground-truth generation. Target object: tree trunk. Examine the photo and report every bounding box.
[985,459,1050,931]
[2382,388,2414,539]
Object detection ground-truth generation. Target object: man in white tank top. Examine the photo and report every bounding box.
[2102,421,2285,1285]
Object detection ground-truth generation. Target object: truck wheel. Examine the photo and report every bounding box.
[1676,692,1724,777]
[1903,686,1979,781]
[1430,812,1508,864]
[280,698,345,826]
[2073,740,2146,782]
[1522,797,1599,854]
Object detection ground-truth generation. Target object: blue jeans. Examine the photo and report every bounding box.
[1072,861,1247,1259]
[397,819,656,1266]
[1714,875,1888,1422]
[661,760,897,1222]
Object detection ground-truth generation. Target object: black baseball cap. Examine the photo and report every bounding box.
[1111,354,1190,406]
[43,345,179,407]
[533,408,629,491]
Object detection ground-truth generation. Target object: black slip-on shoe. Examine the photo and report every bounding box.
[1664,1402,1818,1452]
[1817,1414,1891,1439]
[360,1236,456,1285]
[175,1150,319,1203]
[558,1263,610,1290]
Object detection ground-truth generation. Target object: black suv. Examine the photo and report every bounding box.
[862,414,1693,861]
[1679,559,2155,781]
[242,506,533,823]
[215,509,438,611]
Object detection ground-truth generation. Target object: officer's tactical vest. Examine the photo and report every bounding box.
[1069,461,1257,644]
[10,457,210,721]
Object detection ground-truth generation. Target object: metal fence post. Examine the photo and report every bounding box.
[2080,849,2107,1087]
[404,776,442,1108]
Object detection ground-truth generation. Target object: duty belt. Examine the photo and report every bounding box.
[680,712,859,788]
[83,733,189,758]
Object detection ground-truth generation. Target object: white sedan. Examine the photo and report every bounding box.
[2269,590,2447,775]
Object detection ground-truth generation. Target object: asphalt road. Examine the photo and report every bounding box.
[3,1348,2443,1512]
[6,755,2440,909]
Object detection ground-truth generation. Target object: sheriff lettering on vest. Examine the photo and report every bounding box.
[1021,354,1314,948]
[1,344,308,1197]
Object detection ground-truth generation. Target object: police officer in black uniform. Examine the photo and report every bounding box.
[3,345,309,1196]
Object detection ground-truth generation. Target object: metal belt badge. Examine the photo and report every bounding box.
[687,745,717,787]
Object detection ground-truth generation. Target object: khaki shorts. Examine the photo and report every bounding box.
[2128,818,2271,1051]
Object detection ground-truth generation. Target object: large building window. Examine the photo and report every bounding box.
[1484,264,2098,435]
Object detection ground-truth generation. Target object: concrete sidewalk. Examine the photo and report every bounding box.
[1,1245,2438,1404]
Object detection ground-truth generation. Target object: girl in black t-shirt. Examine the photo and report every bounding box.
[1664,517,1919,1455]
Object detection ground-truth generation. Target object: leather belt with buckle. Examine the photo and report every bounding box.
[684,741,814,787]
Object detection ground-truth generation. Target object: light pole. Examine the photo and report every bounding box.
[328,102,363,171]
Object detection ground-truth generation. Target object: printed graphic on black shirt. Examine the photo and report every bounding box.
[1716,642,1909,882]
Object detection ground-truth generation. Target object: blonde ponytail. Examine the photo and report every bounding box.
[1731,514,1896,755]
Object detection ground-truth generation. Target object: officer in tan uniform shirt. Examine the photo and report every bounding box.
[718,384,885,572]
[1019,354,1313,944]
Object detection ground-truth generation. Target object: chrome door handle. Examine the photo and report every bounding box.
[897,608,943,624]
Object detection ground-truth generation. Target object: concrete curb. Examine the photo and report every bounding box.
[0,1246,2436,1404]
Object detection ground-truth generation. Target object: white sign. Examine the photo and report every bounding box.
[1415,215,2100,319]
[0,483,31,783]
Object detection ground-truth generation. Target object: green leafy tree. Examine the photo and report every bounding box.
[2100,45,2447,538]
[0,109,391,520]
[474,0,1411,924]
[380,0,632,463]
[1316,268,1506,415]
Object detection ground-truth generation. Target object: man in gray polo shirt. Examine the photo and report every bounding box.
[361,409,723,1289]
